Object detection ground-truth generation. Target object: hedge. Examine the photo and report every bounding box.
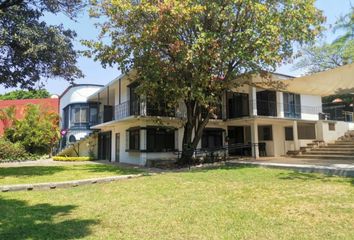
[53,156,95,161]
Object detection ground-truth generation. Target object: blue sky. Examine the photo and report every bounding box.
[0,0,353,95]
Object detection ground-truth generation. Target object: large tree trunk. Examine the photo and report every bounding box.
[178,100,211,166]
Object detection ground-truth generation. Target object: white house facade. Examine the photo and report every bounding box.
[57,65,354,166]
[59,84,103,150]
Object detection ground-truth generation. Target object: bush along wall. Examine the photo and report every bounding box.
[0,138,37,162]
[52,156,95,161]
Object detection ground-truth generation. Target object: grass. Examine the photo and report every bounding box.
[0,166,353,239]
[0,164,143,185]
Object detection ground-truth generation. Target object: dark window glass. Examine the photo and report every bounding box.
[147,128,175,152]
[256,90,277,117]
[258,126,273,141]
[283,93,301,119]
[285,127,294,141]
[89,107,98,124]
[227,92,250,118]
[129,129,140,150]
[202,129,223,149]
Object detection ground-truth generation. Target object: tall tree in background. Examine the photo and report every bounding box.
[295,7,354,74]
[0,0,86,88]
[0,89,50,100]
[86,0,324,164]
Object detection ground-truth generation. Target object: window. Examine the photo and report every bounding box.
[147,128,175,152]
[283,93,301,118]
[285,127,294,141]
[129,129,140,150]
[328,123,336,131]
[89,106,98,124]
[71,105,88,125]
[298,124,316,139]
[258,126,273,141]
[202,129,223,149]
[227,92,249,118]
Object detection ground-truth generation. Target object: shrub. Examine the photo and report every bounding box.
[52,156,95,161]
[0,138,36,162]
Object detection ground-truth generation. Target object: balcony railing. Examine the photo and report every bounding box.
[322,105,354,122]
[113,100,177,121]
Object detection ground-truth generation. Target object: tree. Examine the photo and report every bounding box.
[295,7,354,74]
[0,0,85,89]
[3,104,60,155]
[0,89,50,100]
[85,0,324,164]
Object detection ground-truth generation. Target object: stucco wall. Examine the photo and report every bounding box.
[300,94,322,121]
[316,120,353,143]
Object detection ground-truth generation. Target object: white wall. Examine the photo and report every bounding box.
[300,94,322,121]
[316,120,352,143]
[59,85,102,128]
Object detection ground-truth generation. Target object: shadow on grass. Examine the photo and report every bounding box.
[0,166,67,178]
[277,171,353,184]
[83,164,144,175]
[187,164,258,173]
[0,197,98,240]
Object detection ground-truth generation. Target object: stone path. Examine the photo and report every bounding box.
[228,158,354,177]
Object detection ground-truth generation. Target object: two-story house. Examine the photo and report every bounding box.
[58,64,354,165]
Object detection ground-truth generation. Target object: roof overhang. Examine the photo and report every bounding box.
[255,63,354,97]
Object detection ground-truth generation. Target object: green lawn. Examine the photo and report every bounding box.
[0,164,143,185]
[0,167,353,239]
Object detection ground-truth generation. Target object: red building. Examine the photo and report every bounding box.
[0,98,59,135]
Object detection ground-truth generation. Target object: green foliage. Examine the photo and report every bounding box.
[0,0,85,88]
[85,0,324,163]
[52,156,94,161]
[0,138,35,162]
[323,94,354,104]
[295,7,354,74]
[0,89,50,100]
[3,104,60,155]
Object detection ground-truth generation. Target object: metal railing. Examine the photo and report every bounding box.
[175,143,262,168]
[322,105,354,122]
[95,99,354,123]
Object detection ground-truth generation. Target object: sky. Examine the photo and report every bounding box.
[0,0,353,96]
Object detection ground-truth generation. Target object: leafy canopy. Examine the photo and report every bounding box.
[0,0,86,88]
[86,0,323,108]
[295,7,354,74]
[85,0,324,161]
[0,89,50,100]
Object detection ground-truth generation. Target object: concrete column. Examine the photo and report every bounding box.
[140,128,147,151]
[114,85,119,120]
[277,92,284,118]
[293,121,299,150]
[111,130,116,162]
[251,121,259,159]
[249,86,257,116]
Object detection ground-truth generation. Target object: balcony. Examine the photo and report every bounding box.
[113,100,176,121]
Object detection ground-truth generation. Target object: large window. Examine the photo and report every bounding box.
[129,128,140,150]
[283,93,301,119]
[227,92,249,118]
[147,128,175,152]
[202,129,223,149]
[71,105,88,126]
[258,125,273,141]
[89,106,98,124]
